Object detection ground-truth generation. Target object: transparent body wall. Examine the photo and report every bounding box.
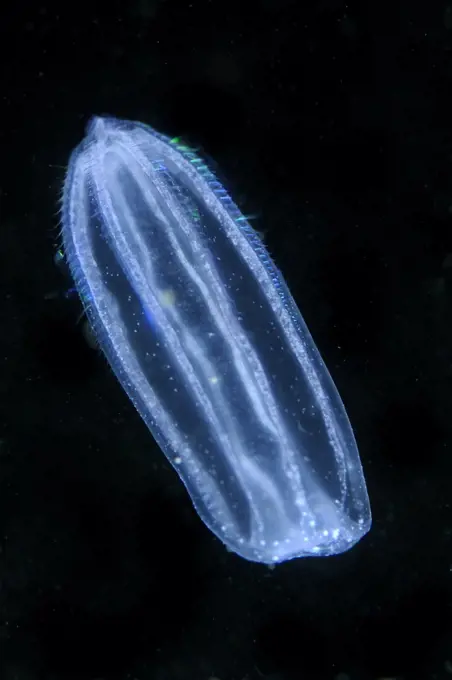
[61,117,371,564]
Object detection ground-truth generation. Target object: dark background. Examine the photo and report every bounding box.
[1,1,452,678]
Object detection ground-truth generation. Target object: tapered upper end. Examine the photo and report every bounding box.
[85,115,107,139]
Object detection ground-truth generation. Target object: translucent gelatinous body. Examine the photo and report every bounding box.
[61,116,371,564]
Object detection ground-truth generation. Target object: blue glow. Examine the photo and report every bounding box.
[61,116,371,564]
